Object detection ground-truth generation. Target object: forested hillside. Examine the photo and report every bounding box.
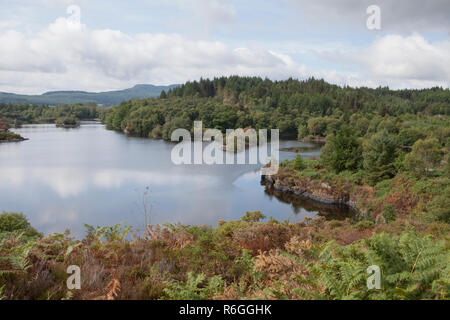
[104,77,450,143]
[0,84,178,106]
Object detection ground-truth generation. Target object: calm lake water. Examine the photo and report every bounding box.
[1,122,345,237]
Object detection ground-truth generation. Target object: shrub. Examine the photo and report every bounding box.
[215,220,246,239]
[240,211,266,223]
[0,212,42,239]
[320,126,362,173]
[302,170,320,179]
[293,154,306,171]
[232,222,291,253]
[305,158,321,170]
[311,231,449,299]
[422,192,450,223]
[363,131,399,185]
[163,272,223,300]
[445,156,450,175]
[338,170,364,184]
[150,124,162,139]
[297,124,309,140]
[382,204,397,223]
[375,179,393,200]
[397,128,426,147]
[355,220,375,231]
[280,159,290,168]
[84,223,131,242]
[404,138,443,177]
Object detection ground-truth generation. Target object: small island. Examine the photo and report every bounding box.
[55,116,81,128]
[0,131,27,142]
[0,118,27,142]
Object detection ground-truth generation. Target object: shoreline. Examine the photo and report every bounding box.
[0,138,29,143]
[261,173,363,218]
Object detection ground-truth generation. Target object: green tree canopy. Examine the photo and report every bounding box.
[320,126,362,173]
[363,130,399,184]
[404,138,443,177]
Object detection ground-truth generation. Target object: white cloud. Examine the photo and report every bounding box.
[0,166,218,198]
[362,34,450,82]
[310,34,450,89]
[0,15,448,94]
[0,17,306,93]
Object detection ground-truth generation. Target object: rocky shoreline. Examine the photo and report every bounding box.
[0,137,28,143]
[0,129,28,143]
[261,173,363,218]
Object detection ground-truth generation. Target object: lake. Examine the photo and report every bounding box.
[0,122,347,237]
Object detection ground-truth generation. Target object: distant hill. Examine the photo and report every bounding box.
[0,84,179,106]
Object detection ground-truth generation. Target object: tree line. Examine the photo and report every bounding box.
[0,103,98,125]
[103,76,449,146]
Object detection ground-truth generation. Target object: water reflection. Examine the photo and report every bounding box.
[0,167,220,197]
[0,123,344,237]
[262,185,354,221]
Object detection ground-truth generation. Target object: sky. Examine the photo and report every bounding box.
[0,0,449,94]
